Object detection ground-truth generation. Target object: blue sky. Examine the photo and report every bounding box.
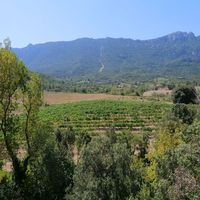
[0,0,200,47]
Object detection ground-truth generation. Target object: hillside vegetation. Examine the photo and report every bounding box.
[2,39,200,200]
[13,32,200,81]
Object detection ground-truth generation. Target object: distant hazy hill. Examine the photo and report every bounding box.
[13,32,200,81]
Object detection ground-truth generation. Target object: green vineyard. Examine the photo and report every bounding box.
[39,100,171,134]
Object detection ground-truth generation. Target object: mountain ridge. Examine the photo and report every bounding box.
[13,31,200,81]
[17,31,200,48]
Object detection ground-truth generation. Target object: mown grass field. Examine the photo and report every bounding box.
[39,100,171,134]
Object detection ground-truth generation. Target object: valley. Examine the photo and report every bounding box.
[1,21,200,200]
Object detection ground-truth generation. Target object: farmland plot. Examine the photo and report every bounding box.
[39,100,171,134]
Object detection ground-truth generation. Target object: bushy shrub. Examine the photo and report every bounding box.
[172,86,199,104]
[172,104,195,124]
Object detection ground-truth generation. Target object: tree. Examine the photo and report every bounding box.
[172,86,199,104]
[172,103,195,124]
[0,123,75,200]
[66,136,141,200]
[143,112,200,200]
[0,49,74,199]
[144,115,184,199]
[22,125,74,200]
[0,48,42,187]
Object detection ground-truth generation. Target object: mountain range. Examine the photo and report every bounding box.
[13,32,200,81]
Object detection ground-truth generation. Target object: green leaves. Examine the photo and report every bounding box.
[0,49,43,188]
[67,136,140,200]
[172,86,199,104]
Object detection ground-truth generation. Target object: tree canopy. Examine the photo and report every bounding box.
[172,86,199,104]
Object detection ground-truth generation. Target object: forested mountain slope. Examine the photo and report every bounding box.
[13,32,200,81]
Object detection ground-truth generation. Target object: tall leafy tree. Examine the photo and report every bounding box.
[0,48,42,186]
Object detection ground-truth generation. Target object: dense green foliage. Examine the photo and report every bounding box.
[141,117,200,200]
[1,97,200,199]
[172,103,195,124]
[172,86,199,104]
[0,49,74,200]
[67,135,140,200]
[41,74,114,94]
[14,32,200,81]
[2,41,200,199]
[0,48,41,187]
[0,124,75,200]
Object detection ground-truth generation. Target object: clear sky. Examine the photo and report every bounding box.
[0,0,200,47]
